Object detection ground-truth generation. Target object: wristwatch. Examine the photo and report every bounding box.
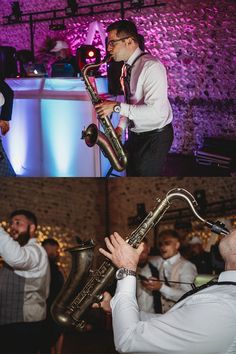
[115,267,136,280]
[113,103,121,113]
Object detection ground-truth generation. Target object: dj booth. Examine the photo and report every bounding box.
[2,77,122,177]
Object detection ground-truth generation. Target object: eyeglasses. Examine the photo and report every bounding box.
[107,36,131,48]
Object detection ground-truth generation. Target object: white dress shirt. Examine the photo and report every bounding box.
[0,226,49,279]
[0,226,50,324]
[150,253,197,305]
[137,263,156,313]
[111,271,236,354]
[119,47,173,133]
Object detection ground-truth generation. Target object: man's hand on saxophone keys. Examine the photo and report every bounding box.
[95,100,119,118]
[99,232,144,271]
[92,291,112,314]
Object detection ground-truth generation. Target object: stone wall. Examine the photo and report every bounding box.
[0,0,235,154]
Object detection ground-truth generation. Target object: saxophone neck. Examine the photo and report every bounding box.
[166,188,229,236]
[127,187,230,249]
[82,54,111,78]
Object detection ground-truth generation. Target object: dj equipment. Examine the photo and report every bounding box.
[195,137,236,171]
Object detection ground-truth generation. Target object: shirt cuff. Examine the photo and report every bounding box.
[116,275,137,295]
[159,283,171,297]
[120,102,130,118]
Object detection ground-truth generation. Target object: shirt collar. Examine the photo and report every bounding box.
[27,238,37,245]
[126,47,143,66]
[163,252,181,266]
[218,270,236,282]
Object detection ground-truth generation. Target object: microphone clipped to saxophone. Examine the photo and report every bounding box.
[51,188,229,332]
[81,54,127,172]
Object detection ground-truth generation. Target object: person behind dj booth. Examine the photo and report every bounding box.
[50,40,77,77]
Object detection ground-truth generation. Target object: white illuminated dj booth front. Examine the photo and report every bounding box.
[3,78,122,177]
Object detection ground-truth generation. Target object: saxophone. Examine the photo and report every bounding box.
[81,55,127,172]
[51,188,229,331]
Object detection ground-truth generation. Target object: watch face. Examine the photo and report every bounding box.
[113,104,121,113]
[116,268,125,280]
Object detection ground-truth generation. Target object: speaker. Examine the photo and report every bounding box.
[0,46,18,79]
[76,45,101,75]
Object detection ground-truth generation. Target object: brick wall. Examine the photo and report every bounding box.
[0,176,235,238]
[0,177,235,273]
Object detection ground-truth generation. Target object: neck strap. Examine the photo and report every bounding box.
[129,52,148,68]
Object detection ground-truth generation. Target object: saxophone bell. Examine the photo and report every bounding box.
[81,123,126,171]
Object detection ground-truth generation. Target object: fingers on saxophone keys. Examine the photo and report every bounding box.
[110,233,120,247]
[104,236,115,252]
[99,247,112,259]
[113,232,124,244]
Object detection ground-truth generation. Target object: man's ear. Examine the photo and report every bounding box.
[29,224,36,236]
[127,38,133,45]
[176,240,181,251]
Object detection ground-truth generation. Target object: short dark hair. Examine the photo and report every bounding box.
[42,238,59,247]
[158,229,180,241]
[10,209,38,227]
[106,20,139,43]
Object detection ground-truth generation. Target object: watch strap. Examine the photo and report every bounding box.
[124,268,136,277]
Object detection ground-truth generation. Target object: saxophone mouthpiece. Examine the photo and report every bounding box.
[102,53,112,63]
[209,220,230,236]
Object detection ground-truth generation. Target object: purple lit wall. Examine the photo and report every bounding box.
[0,0,235,154]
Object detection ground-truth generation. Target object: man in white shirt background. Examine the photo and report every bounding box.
[95,20,173,176]
[0,210,50,354]
[139,230,197,313]
[137,238,162,314]
[98,229,236,354]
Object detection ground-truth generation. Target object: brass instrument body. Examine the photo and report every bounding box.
[51,188,229,332]
[81,57,127,172]
[51,242,95,328]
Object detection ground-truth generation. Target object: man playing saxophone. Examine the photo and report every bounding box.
[95,20,173,177]
[95,230,236,354]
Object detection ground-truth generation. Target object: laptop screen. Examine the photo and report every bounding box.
[24,63,47,77]
[51,63,75,77]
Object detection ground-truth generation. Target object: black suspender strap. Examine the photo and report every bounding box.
[177,280,236,303]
